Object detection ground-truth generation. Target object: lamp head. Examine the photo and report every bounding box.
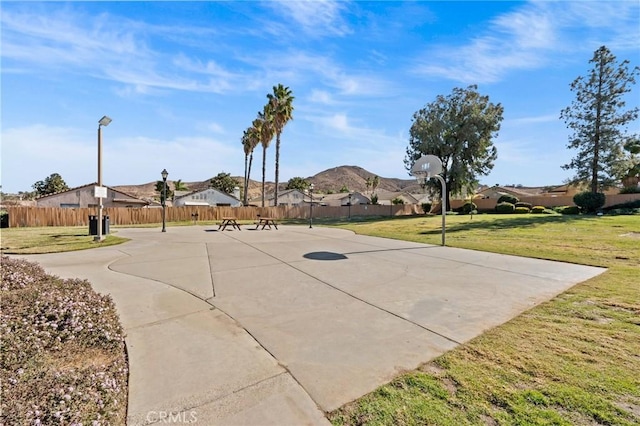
[99,116,112,127]
[161,169,168,181]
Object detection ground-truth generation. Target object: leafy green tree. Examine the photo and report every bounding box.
[256,107,275,207]
[32,173,69,196]
[622,138,640,180]
[405,85,503,209]
[560,46,640,193]
[155,181,174,204]
[370,194,379,205]
[210,172,239,195]
[339,185,349,193]
[267,84,295,204]
[286,177,310,191]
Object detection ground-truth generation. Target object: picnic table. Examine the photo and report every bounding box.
[255,217,278,230]
[219,217,241,231]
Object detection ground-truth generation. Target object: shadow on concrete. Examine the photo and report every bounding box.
[303,251,348,261]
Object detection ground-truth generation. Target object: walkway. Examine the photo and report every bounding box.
[21,225,605,425]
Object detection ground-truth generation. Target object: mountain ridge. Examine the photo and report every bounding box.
[112,165,421,200]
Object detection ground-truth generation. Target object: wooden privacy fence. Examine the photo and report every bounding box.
[5,204,421,228]
[5,193,637,228]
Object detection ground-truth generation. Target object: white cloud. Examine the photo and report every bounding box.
[271,0,352,37]
[0,124,244,192]
[413,1,640,84]
[506,114,559,125]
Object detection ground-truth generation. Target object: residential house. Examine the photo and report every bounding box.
[36,183,149,208]
[173,188,242,207]
[317,192,370,207]
[264,189,307,206]
[474,185,541,200]
[374,190,421,205]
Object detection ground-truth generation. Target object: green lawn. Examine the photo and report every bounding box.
[0,226,129,254]
[328,214,640,426]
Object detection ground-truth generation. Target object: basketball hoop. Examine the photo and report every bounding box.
[410,154,442,180]
[410,154,447,246]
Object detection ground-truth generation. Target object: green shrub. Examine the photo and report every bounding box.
[619,186,640,194]
[495,202,516,214]
[561,205,580,215]
[573,191,605,214]
[542,208,557,214]
[0,210,8,228]
[392,197,405,205]
[497,194,519,205]
[514,206,530,214]
[421,202,432,214]
[603,199,640,211]
[515,202,532,209]
[607,208,640,215]
[531,206,546,214]
[458,201,477,214]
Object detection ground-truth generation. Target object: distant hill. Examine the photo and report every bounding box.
[307,165,420,194]
[112,165,420,201]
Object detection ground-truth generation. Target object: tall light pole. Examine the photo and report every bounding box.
[161,168,168,232]
[309,183,314,229]
[95,115,111,242]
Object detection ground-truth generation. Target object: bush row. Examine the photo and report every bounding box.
[0,256,128,425]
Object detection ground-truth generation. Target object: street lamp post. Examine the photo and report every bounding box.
[161,169,168,232]
[309,183,314,229]
[95,115,112,242]
[348,193,352,220]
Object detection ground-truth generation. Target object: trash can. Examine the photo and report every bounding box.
[89,215,110,236]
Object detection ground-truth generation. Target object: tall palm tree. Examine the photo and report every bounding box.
[257,107,274,207]
[242,124,260,205]
[173,179,189,191]
[267,84,295,205]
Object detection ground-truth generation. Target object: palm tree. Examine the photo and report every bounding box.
[372,176,380,194]
[242,125,260,205]
[173,179,189,191]
[267,84,295,204]
[256,107,274,207]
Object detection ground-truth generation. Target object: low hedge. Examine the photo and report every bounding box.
[0,256,128,424]
[515,202,532,210]
[531,206,546,213]
[497,194,519,205]
[496,202,516,214]
[514,206,530,214]
[560,205,580,215]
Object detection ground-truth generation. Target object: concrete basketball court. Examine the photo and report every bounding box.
[20,225,605,425]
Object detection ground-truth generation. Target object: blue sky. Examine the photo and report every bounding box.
[2,1,639,194]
